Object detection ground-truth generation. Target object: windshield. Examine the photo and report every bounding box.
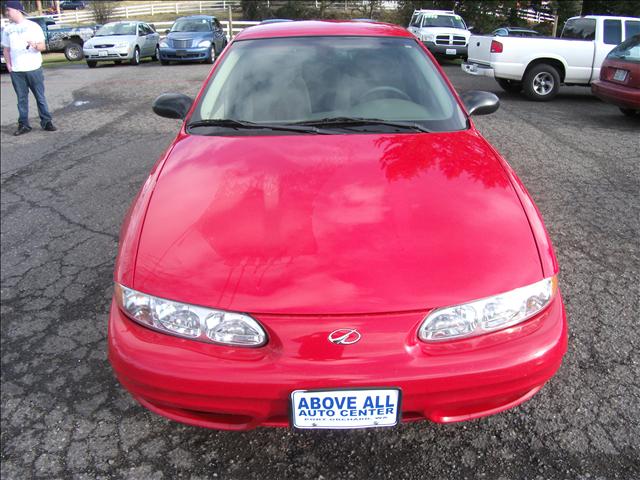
[191,36,467,134]
[607,34,640,63]
[96,22,137,36]
[171,18,211,32]
[422,14,466,29]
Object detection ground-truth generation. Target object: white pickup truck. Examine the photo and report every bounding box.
[462,15,640,100]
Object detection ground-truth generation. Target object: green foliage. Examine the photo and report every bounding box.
[89,1,117,25]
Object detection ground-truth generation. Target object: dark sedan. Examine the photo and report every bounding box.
[591,34,640,116]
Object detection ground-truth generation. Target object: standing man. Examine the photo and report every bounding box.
[1,0,57,136]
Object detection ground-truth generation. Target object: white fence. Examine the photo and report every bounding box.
[45,1,241,25]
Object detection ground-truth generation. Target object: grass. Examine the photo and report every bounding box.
[41,52,80,67]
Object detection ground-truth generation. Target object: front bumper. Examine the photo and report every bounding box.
[423,41,468,57]
[159,46,210,61]
[109,294,567,430]
[591,80,640,110]
[83,47,133,61]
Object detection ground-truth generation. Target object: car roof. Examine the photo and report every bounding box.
[234,20,414,41]
[178,15,215,20]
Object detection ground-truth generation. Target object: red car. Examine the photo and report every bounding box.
[591,34,640,116]
[109,21,567,431]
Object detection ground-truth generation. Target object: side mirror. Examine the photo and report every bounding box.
[165,29,170,34]
[468,26,475,32]
[153,93,194,119]
[460,90,500,116]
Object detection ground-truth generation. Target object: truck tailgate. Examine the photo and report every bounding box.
[467,35,494,65]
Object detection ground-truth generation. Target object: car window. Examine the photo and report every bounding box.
[494,29,507,36]
[96,22,137,36]
[421,14,466,29]
[625,20,640,38]
[171,18,212,32]
[561,18,596,40]
[409,14,422,28]
[606,34,640,63]
[193,36,467,133]
[603,19,622,45]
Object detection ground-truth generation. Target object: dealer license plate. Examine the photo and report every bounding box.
[98,50,108,57]
[613,69,627,82]
[446,48,457,55]
[291,388,401,429]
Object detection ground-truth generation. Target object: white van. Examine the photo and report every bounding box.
[408,9,471,59]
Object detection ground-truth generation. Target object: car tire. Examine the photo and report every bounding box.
[86,60,97,68]
[496,78,522,93]
[130,47,140,66]
[619,107,638,117]
[152,45,159,61]
[64,42,83,61]
[523,63,560,101]
[204,45,215,64]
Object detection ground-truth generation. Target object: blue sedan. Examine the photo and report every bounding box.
[159,15,227,64]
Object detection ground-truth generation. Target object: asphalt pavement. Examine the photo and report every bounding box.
[1,58,639,480]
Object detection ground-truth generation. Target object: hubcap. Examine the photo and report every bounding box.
[533,72,554,95]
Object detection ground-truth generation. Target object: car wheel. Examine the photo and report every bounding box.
[64,42,83,61]
[86,60,97,68]
[523,63,560,101]
[204,45,215,64]
[130,47,140,66]
[619,107,638,117]
[496,78,523,93]
[152,45,159,61]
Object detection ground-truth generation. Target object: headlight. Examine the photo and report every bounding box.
[114,283,268,347]
[423,33,435,42]
[198,40,212,48]
[418,276,557,342]
[159,40,168,48]
[115,41,129,48]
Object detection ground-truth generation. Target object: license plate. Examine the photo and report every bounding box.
[98,50,108,57]
[613,69,627,82]
[176,49,187,56]
[446,48,457,55]
[291,388,401,429]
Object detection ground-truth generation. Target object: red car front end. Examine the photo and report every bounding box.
[109,21,567,430]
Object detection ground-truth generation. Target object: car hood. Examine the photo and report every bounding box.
[89,34,136,44]
[419,27,470,37]
[134,130,542,314]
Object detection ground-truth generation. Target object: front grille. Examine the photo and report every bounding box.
[435,35,450,45]
[435,35,467,46]
[93,44,114,48]
[172,39,191,48]
[453,35,466,45]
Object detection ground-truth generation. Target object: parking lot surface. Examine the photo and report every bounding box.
[1,59,639,479]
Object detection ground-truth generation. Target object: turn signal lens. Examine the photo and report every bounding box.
[418,277,557,342]
[114,283,267,347]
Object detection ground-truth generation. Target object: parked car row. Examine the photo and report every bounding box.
[82,16,228,68]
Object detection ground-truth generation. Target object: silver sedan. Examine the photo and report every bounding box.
[83,21,160,68]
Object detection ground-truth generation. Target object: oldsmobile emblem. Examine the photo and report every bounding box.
[328,328,361,345]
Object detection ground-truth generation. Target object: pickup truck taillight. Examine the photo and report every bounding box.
[490,40,503,53]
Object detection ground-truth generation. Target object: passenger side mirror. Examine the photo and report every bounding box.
[153,93,194,119]
[460,91,500,116]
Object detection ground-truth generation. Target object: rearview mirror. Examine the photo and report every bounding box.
[460,90,500,116]
[153,93,194,119]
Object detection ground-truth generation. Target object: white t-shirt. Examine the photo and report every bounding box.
[1,19,45,72]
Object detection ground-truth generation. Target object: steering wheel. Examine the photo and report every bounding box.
[357,86,412,104]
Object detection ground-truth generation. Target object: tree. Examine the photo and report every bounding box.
[89,1,117,25]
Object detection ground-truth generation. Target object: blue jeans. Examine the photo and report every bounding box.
[10,68,53,128]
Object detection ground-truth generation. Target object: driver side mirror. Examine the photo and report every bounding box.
[153,93,194,119]
[460,90,500,116]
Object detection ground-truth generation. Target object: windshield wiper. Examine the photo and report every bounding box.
[292,117,432,133]
[186,119,328,134]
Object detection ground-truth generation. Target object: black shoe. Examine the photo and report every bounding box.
[42,122,57,132]
[13,125,32,136]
